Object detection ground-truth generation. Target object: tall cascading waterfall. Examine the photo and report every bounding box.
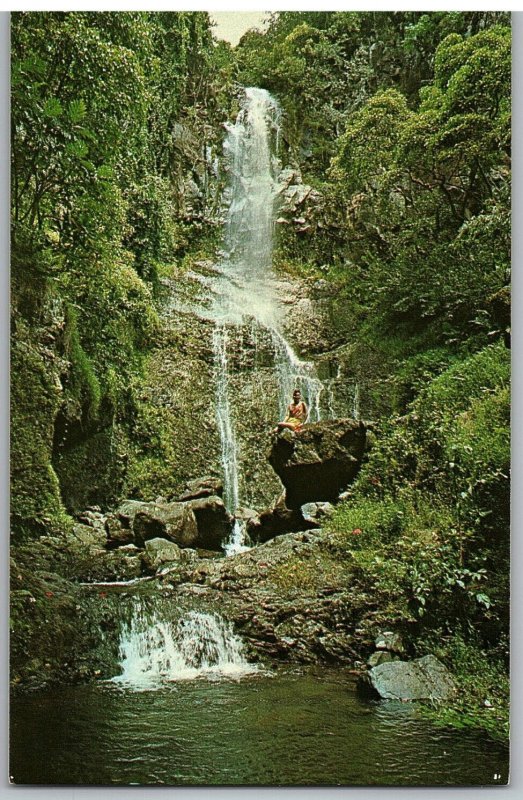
[212,87,324,554]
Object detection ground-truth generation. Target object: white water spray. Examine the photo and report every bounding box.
[112,605,256,689]
[212,87,325,553]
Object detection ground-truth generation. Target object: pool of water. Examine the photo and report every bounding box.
[9,667,509,786]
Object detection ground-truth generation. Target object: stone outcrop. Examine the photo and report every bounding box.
[247,493,307,543]
[276,168,323,235]
[156,529,366,664]
[186,495,233,550]
[112,496,231,552]
[141,538,182,572]
[177,476,224,502]
[133,502,199,548]
[246,497,335,544]
[269,420,367,508]
[11,513,413,691]
[358,655,457,701]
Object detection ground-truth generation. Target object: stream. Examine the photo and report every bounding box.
[10,668,508,786]
[10,599,509,786]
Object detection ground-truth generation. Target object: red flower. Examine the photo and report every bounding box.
[45,591,54,598]
[352,528,362,536]
[99,591,107,599]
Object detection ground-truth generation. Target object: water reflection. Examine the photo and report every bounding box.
[10,668,509,786]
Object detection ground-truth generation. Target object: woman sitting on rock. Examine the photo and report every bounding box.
[275,389,308,433]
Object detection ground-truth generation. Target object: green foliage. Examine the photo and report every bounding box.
[11,321,65,528]
[334,26,508,332]
[331,89,412,189]
[328,493,472,621]
[323,335,509,741]
[413,342,510,511]
[235,11,507,177]
[331,341,509,640]
[356,343,510,512]
[418,633,509,742]
[269,553,345,594]
[63,304,101,423]
[11,11,229,520]
[272,21,509,358]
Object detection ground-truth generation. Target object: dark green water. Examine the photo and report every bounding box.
[10,668,508,786]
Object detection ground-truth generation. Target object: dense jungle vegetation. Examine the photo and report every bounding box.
[11,11,510,740]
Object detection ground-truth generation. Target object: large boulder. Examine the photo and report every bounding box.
[269,420,367,509]
[133,502,198,548]
[112,493,231,552]
[141,538,182,573]
[186,495,233,550]
[358,654,457,701]
[114,500,150,529]
[247,493,306,543]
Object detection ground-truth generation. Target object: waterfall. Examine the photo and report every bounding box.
[212,87,325,553]
[213,325,240,514]
[111,604,256,689]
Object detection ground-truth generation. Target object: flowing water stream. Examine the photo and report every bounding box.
[10,592,509,786]
[111,601,257,688]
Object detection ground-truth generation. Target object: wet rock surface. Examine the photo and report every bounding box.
[142,538,182,572]
[141,531,375,665]
[247,493,308,543]
[10,482,453,700]
[112,496,231,552]
[11,522,376,690]
[186,495,233,550]
[177,476,224,502]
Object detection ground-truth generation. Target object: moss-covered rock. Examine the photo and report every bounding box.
[11,316,67,533]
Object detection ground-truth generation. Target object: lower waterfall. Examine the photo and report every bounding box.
[111,603,256,689]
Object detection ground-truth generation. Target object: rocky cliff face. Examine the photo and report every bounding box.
[127,254,364,512]
[10,524,385,691]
